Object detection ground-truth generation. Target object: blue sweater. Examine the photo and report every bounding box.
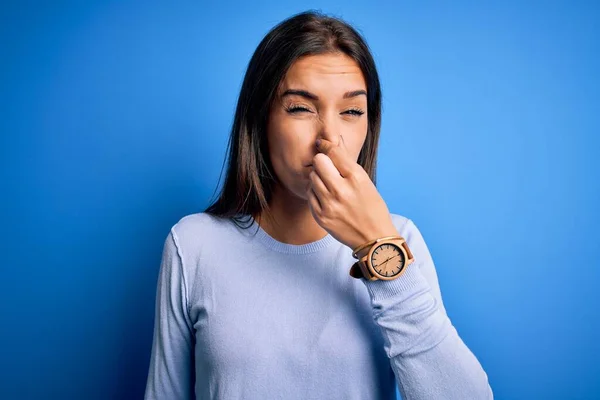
[144,212,493,399]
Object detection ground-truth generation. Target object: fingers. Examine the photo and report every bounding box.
[312,153,342,193]
[306,183,322,216]
[313,134,357,193]
[315,135,355,178]
[309,169,329,205]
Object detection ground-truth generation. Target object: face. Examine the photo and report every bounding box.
[266,52,368,202]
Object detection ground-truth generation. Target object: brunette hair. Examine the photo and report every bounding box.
[204,10,382,228]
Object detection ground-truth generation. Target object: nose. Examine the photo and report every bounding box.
[316,111,341,146]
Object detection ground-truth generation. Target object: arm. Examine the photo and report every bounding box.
[361,219,493,400]
[144,228,195,400]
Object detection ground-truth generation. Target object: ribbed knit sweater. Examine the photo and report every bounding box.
[144,212,493,399]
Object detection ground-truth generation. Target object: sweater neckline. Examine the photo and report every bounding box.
[247,214,337,255]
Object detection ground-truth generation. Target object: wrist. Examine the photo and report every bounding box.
[352,226,400,259]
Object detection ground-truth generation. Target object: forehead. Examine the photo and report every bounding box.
[279,53,366,95]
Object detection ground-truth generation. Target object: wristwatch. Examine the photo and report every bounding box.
[349,237,415,281]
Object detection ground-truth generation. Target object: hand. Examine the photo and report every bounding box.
[306,135,399,253]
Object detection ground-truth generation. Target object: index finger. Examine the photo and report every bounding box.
[316,135,355,178]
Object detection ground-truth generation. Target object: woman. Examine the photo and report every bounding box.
[144,10,493,400]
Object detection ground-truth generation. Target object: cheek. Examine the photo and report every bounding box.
[344,123,368,161]
[267,118,314,172]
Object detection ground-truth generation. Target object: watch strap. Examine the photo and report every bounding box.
[349,261,362,278]
[349,259,377,280]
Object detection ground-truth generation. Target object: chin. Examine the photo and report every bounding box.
[273,177,310,203]
[289,184,310,202]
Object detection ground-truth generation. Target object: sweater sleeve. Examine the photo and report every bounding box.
[361,219,493,400]
[144,228,195,400]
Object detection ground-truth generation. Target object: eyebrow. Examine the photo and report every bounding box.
[280,89,367,100]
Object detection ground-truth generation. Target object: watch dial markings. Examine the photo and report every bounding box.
[371,243,406,277]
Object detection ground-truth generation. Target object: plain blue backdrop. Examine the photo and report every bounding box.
[1,1,598,399]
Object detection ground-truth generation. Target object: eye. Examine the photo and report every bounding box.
[285,105,312,114]
[342,107,365,116]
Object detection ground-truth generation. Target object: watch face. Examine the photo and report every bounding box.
[370,243,406,278]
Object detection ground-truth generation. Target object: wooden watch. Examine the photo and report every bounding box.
[349,237,414,281]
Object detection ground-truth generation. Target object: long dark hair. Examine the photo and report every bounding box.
[204,10,382,229]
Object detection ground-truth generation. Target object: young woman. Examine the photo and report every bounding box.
[145,10,493,400]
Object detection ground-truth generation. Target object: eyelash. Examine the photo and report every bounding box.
[285,105,365,116]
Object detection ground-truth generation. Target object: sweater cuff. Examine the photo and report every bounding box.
[361,262,430,301]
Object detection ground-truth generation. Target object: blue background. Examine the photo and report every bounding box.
[1,1,598,399]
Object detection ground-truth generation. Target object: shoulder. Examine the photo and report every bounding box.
[171,211,227,238]
[389,212,434,267]
[168,212,234,255]
[160,212,236,297]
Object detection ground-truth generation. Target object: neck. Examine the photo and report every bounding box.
[255,184,329,245]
